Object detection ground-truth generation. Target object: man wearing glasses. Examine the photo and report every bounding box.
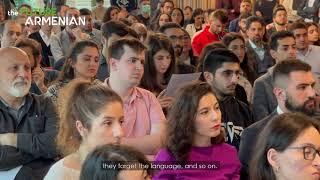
[239,59,317,180]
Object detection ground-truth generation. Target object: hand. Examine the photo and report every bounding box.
[32,67,47,93]
[157,96,173,109]
[0,133,17,147]
[71,28,89,41]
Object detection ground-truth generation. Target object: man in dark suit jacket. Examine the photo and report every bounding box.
[239,59,317,180]
[252,31,297,121]
[245,16,275,81]
[229,0,252,32]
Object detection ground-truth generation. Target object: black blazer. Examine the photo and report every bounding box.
[238,110,278,180]
[29,31,53,67]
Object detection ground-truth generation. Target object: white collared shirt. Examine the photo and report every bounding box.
[39,30,52,47]
[276,106,284,115]
[249,40,265,61]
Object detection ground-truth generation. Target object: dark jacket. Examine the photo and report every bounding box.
[229,18,240,32]
[252,67,278,121]
[238,110,278,180]
[219,96,255,150]
[29,31,53,67]
[97,54,109,81]
[245,41,275,80]
[254,0,277,24]
[0,94,59,179]
[297,0,320,22]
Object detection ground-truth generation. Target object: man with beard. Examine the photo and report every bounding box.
[245,16,275,80]
[104,38,166,155]
[79,8,102,48]
[192,9,228,57]
[252,31,297,121]
[237,12,251,41]
[0,47,59,179]
[160,22,196,73]
[239,59,316,180]
[229,0,252,32]
[0,20,22,48]
[266,5,288,37]
[203,48,254,150]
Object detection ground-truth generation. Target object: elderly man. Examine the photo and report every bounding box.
[0,48,59,180]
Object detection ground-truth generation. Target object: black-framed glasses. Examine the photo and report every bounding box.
[287,146,320,160]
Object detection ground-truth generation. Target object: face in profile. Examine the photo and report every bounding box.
[1,23,22,48]
[72,46,99,80]
[194,93,222,143]
[308,25,319,43]
[81,101,124,149]
[270,126,320,180]
[0,49,31,98]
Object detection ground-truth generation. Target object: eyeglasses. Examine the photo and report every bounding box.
[287,146,320,160]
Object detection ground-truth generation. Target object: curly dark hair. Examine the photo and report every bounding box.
[166,81,225,164]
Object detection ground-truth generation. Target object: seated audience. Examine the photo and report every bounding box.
[192,9,228,56]
[45,80,124,180]
[222,33,254,103]
[266,5,288,37]
[153,81,240,179]
[98,21,139,81]
[151,13,172,31]
[46,40,100,104]
[229,0,252,33]
[14,38,59,95]
[171,8,184,27]
[0,20,22,48]
[102,6,120,23]
[137,0,151,27]
[250,113,320,180]
[306,22,320,46]
[0,47,59,179]
[140,33,175,109]
[180,29,198,67]
[202,48,254,149]
[80,144,151,180]
[91,0,106,21]
[104,38,166,155]
[239,59,317,179]
[251,31,297,121]
[185,8,204,39]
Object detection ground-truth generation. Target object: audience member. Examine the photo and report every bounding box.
[80,144,151,180]
[185,8,204,39]
[92,0,106,21]
[266,5,288,37]
[46,40,101,104]
[297,0,320,23]
[306,22,320,46]
[102,6,119,23]
[105,38,166,155]
[192,9,228,56]
[183,6,193,26]
[239,59,316,179]
[252,31,297,121]
[0,47,59,179]
[0,20,22,48]
[153,81,240,179]
[250,113,320,180]
[151,13,171,31]
[137,0,151,27]
[222,33,254,103]
[202,48,254,149]
[140,33,175,109]
[171,8,184,27]
[245,16,274,79]
[229,0,252,32]
[215,0,241,22]
[45,80,124,180]
[254,0,277,24]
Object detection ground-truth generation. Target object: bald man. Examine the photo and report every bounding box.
[0,48,59,180]
[0,20,22,48]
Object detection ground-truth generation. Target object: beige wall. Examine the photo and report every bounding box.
[172,0,216,10]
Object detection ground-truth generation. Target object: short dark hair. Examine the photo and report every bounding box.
[197,42,227,73]
[102,6,120,23]
[210,9,228,24]
[288,22,307,32]
[239,12,252,21]
[272,4,286,17]
[246,16,265,30]
[79,8,92,16]
[272,59,311,88]
[14,38,41,58]
[250,112,320,180]
[191,8,204,23]
[158,22,181,33]
[80,144,152,180]
[108,38,147,60]
[161,0,174,7]
[202,48,240,75]
[269,31,295,50]
[184,6,193,11]
[222,32,245,47]
[101,20,138,39]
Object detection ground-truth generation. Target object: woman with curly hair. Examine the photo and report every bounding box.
[153,81,240,179]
